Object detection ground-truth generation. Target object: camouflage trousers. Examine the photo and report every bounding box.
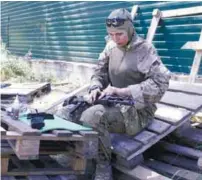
[79,104,154,162]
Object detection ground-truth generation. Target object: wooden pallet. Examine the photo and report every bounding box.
[1,145,86,177]
[111,81,202,179]
[0,82,51,104]
[1,112,98,161]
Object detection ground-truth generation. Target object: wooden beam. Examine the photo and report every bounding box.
[198,157,202,170]
[162,6,202,18]
[189,30,202,84]
[131,5,139,21]
[115,164,171,180]
[181,42,202,51]
[146,9,162,43]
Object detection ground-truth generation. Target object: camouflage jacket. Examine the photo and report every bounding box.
[90,34,171,110]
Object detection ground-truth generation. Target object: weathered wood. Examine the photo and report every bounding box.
[158,141,202,159]
[75,133,98,159]
[155,103,191,124]
[1,176,16,180]
[127,114,192,161]
[188,30,202,84]
[181,42,202,51]
[146,9,162,43]
[0,82,50,96]
[169,80,202,95]
[111,133,143,159]
[172,127,202,148]
[145,159,202,180]
[45,84,89,112]
[198,157,202,170]
[146,119,171,134]
[155,152,202,173]
[52,130,73,137]
[27,175,49,180]
[134,130,157,145]
[114,164,171,180]
[8,139,40,160]
[113,154,144,169]
[162,6,202,18]
[131,5,139,20]
[72,156,86,171]
[160,91,202,111]
[1,111,41,136]
[2,131,85,141]
[1,126,6,135]
[1,157,9,174]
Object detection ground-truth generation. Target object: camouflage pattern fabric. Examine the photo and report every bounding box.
[79,104,153,162]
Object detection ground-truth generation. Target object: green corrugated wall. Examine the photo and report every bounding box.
[1,1,202,74]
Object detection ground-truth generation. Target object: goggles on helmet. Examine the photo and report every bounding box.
[106,18,132,27]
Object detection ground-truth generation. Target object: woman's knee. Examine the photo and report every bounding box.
[79,104,106,128]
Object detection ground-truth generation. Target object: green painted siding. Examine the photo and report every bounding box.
[1,1,202,74]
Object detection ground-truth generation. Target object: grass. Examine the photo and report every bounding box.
[1,41,59,83]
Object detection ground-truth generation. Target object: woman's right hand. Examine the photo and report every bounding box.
[89,88,101,103]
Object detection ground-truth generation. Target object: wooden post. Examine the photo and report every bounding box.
[146,9,162,43]
[131,5,139,21]
[181,30,202,84]
[1,157,9,174]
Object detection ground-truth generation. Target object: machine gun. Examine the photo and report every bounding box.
[62,95,135,122]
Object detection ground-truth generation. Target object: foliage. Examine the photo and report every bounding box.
[0,40,58,83]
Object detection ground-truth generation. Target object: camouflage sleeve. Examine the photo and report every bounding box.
[90,42,112,90]
[128,45,171,109]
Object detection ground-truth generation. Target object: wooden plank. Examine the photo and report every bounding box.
[155,152,202,173]
[1,176,16,180]
[131,5,139,20]
[56,175,78,180]
[1,111,41,136]
[189,30,202,84]
[0,82,50,96]
[113,154,144,169]
[8,139,40,160]
[162,6,202,18]
[155,103,191,125]
[1,157,9,174]
[27,176,49,180]
[45,84,89,112]
[134,130,157,145]
[160,91,202,111]
[52,130,73,137]
[114,164,171,180]
[145,159,202,180]
[71,156,87,171]
[198,157,202,170]
[173,127,202,148]
[158,141,202,159]
[147,119,171,134]
[1,126,7,135]
[169,80,202,95]
[127,113,192,161]
[1,131,85,141]
[181,41,202,51]
[146,9,162,43]
[111,133,143,159]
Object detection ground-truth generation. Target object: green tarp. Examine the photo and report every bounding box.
[19,115,92,132]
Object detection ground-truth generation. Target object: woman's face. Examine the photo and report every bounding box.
[108,30,129,47]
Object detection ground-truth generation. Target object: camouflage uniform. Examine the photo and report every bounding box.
[57,9,170,180]
[80,8,170,180]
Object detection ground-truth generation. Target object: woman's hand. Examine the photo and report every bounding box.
[89,88,101,103]
[99,85,131,99]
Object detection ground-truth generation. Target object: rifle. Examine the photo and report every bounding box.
[62,95,135,120]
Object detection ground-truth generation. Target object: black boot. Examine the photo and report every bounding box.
[94,136,113,180]
[94,161,113,180]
